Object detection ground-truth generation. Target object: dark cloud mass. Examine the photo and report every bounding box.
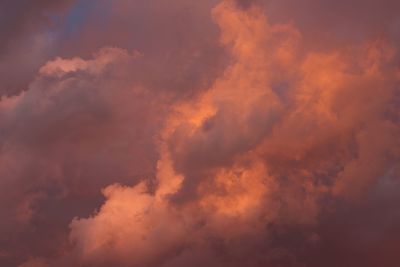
[0,0,76,96]
[0,1,399,267]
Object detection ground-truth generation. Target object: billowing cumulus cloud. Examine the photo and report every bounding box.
[1,0,400,267]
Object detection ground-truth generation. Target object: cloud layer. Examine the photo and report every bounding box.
[0,0,399,266]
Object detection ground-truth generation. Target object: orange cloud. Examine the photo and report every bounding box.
[67,2,400,266]
[1,1,399,267]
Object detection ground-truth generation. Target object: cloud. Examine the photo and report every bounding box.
[63,1,400,266]
[0,0,76,96]
[0,0,399,267]
[0,47,167,266]
[18,257,48,267]
[0,0,74,53]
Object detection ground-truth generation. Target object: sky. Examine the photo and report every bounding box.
[0,0,399,266]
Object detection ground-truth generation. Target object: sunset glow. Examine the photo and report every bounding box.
[1,1,400,267]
